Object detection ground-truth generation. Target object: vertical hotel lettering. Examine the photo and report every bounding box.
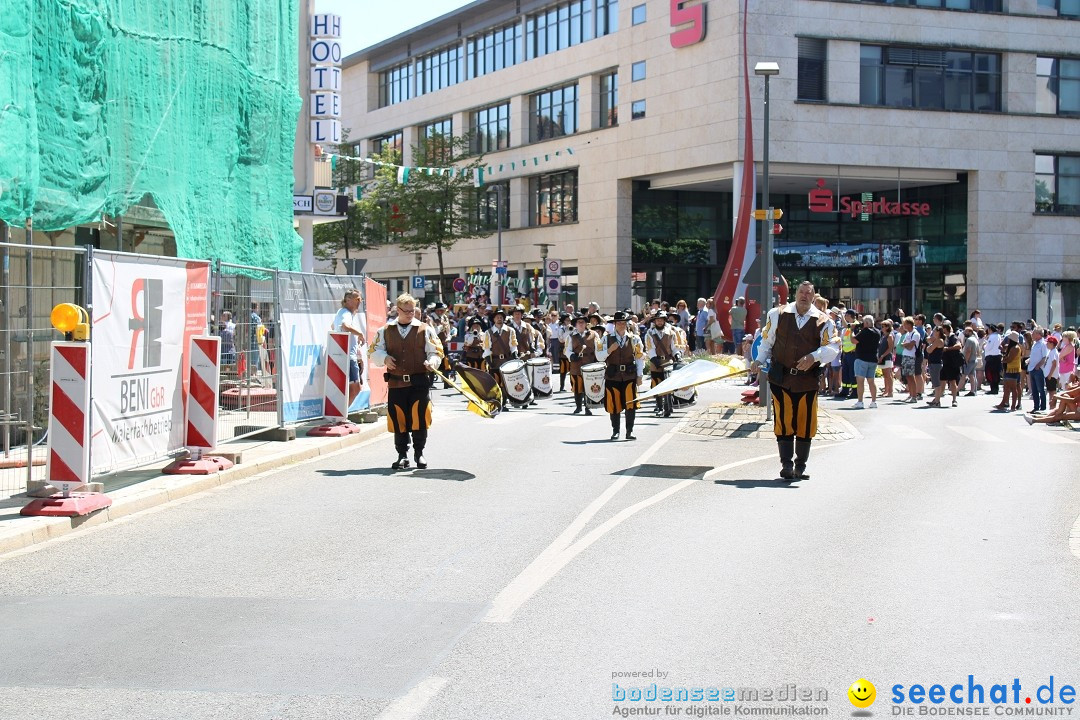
[310,14,342,145]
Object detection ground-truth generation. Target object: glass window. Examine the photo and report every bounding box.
[531,84,579,142]
[599,72,618,127]
[632,3,646,24]
[526,0,609,60]
[531,170,578,225]
[467,23,521,79]
[631,99,646,119]
[860,0,1002,8]
[371,131,404,163]
[418,118,453,164]
[631,61,646,82]
[473,102,511,153]
[1038,0,1080,16]
[860,45,1000,112]
[1037,57,1080,116]
[797,38,827,102]
[475,182,511,231]
[1035,153,1080,214]
[416,44,462,96]
[378,63,412,108]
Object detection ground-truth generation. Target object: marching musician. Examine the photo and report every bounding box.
[427,301,453,388]
[530,308,549,353]
[595,311,645,441]
[645,311,679,418]
[462,317,486,370]
[751,280,840,481]
[590,312,607,337]
[551,311,572,393]
[565,313,599,416]
[369,293,444,471]
[483,308,518,412]
[509,305,534,360]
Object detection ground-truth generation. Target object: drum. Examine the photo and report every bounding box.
[581,362,606,406]
[499,358,533,407]
[526,357,552,396]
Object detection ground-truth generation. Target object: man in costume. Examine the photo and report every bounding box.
[644,311,678,417]
[549,310,571,392]
[565,313,599,415]
[595,311,645,441]
[509,305,535,359]
[462,317,487,370]
[369,293,444,470]
[752,280,839,481]
[483,307,518,411]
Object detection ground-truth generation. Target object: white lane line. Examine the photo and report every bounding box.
[376,676,449,720]
[887,424,935,441]
[1029,431,1077,444]
[948,425,1003,443]
[484,422,686,623]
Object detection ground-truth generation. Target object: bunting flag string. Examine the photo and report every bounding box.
[326,145,575,190]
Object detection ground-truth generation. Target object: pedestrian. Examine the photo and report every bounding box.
[839,309,859,399]
[1045,335,1061,410]
[369,293,443,470]
[219,310,236,365]
[595,311,645,440]
[933,322,963,407]
[994,331,1022,412]
[752,280,840,481]
[851,314,881,409]
[694,298,709,353]
[728,297,747,354]
[899,317,921,403]
[1058,330,1077,384]
[877,319,896,398]
[984,324,1003,394]
[959,325,980,395]
[1027,328,1049,413]
[332,288,366,409]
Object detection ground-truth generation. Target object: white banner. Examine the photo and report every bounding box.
[90,254,210,473]
[276,272,369,422]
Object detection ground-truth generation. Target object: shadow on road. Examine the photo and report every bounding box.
[318,468,475,482]
[713,478,801,489]
[614,464,713,480]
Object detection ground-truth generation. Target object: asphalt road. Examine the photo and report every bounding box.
[1,378,1078,720]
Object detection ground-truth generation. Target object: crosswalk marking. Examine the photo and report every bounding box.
[1029,430,1077,444]
[947,425,1003,443]
[887,425,935,440]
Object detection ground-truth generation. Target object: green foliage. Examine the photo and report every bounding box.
[632,204,712,264]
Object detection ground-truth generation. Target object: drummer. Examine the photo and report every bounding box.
[645,311,679,418]
[595,311,645,441]
[509,305,535,360]
[590,312,607,337]
[462,317,486,370]
[483,307,519,412]
[565,313,600,416]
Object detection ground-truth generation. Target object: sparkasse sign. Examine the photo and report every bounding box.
[670,0,706,48]
[808,178,931,218]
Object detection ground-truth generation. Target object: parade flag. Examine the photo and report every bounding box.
[452,363,502,418]
[637,358,749,401]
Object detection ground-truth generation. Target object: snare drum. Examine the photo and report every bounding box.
[526,357,552,396]
[499,358,533,407]
[581,362,606,406]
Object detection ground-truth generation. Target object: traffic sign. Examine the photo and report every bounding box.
[752,208,783,220]
[545,258,562,276]
[772,223,784,235]
[411,275,425,290]
[492,259,508,275]
[452,277,466,292]
[546,277,562,294]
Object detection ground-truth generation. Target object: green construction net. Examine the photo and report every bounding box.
[0,0,302,269]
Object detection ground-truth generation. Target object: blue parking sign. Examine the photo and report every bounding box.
[411,275,425,290]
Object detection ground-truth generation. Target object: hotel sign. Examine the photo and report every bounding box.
[670,0,706,48]
[310,14,342,145]
[809,179,931,218]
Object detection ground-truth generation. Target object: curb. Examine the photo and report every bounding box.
[0,423,387,558]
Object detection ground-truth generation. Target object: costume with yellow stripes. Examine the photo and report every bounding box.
[595,316,646,440]
[757,302,839,480]
[369,318,443,464]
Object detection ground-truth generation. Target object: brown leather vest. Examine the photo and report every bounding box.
[606,335,637,382]
[648,330,675,366]
[464,335,484,359]
[489,326,513,370]
[384,323,428,389]
[511,321,532,356]
[569,330,598,375]
[772,311,825,393]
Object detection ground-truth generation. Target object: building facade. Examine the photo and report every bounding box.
[340,0,1079,327]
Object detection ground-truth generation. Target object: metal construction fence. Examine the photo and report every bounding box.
[0,236,382,499]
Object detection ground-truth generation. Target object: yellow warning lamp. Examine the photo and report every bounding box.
[50,303,91,341]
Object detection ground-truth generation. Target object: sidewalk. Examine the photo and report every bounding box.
[0,419,389,557]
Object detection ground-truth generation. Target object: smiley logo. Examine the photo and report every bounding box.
[848,679,876,709]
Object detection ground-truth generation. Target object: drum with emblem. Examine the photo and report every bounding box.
[499,358,533,407]
[581,361,606,406]
[526,357,552,396]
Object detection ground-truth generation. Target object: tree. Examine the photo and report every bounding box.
[360,132,487,300]
[312,131,391,266]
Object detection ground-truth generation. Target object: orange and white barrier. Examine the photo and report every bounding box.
[307,331,361,436]
[162,336,234,474]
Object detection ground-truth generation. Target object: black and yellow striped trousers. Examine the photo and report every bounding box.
[769,383,818,440]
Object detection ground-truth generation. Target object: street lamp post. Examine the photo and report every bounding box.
[755,61,779,415]
[534,243,551,309]
[415,252,423,299]
[495,184,505,306]
[905,239,927,316]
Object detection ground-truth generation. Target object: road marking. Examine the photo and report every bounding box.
[947,425,1002,443]
[887,424,935,441]
[376,676,448,720]
[1029,430,1077,444]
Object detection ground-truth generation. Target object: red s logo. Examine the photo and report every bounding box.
[670,0,706,48]
[808,178,834,213]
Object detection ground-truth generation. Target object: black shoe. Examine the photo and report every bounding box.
[654,409,664,417]
[625,433,637,440]
[780,467,795,480]
[391,456,410,470]
[794,467,809,480]
[573,407,582,414]
[663,409,673,418]
[585,407,593,416]
[610,432,620,441]
[414,454,427,469]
